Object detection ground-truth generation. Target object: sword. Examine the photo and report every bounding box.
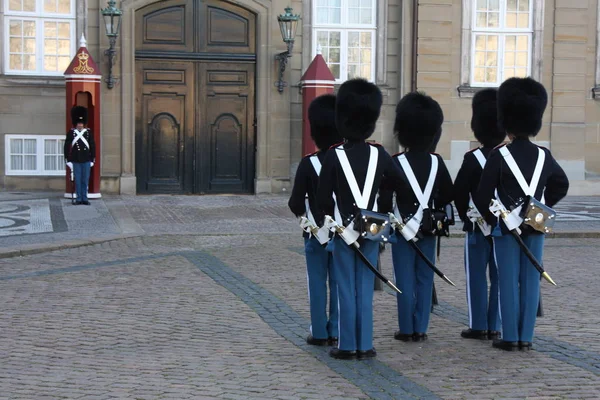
[389,213,456,287]
[70,167,75,205]
[489,199,556,286]
[323,216,402,295]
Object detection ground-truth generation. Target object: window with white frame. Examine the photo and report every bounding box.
[471,0,532,86]
[312,0,377,82]
[4,0,76,75]
[5,135,66,175]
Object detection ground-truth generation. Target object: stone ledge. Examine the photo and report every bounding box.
[456,85,487,98]
[0,75,66,88]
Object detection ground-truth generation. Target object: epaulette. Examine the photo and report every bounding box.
[493,142,507,150]
[391,151,406,157]
[367,141,382,147]
[303,150,319,158]
[466,147,479,153]
[328,141,344,150]
[429,152,440,156]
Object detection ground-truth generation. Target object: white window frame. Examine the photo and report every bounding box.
[311,0,377,83]
[3,0,76,76]
[5,135,66,176]
[459,0,544,96]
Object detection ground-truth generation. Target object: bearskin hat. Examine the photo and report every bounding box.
[71,106,88,126]
[497,77,547,137]
[394,91,444,152]
[471,88,506,147]
[308,94,342,150]
[335,78,382,141]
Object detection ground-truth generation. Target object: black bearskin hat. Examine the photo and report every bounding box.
[394,91,444,152]
[335,78,382,140]
[471,88,506,147]
[308,94,342,150]
[497,77,547,137]
[71,106,88,126]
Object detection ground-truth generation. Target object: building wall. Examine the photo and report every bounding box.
[1,0,600,194]
[415,0,600,187]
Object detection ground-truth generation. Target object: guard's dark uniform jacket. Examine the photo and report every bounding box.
[378,151,454,222]
[317,141,407,224]
[288,150,328,238]
[454,146,494,232]
[474,138,569,234]
[64,128,96,163]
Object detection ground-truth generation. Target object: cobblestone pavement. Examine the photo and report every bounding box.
[1,231,599,399]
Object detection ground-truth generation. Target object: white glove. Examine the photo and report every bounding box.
[90,162,94,167]
[66,162,73,170]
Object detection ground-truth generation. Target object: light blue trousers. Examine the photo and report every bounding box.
[73,161,91,202]
[392,236,436,335]
[493,233,544,342]
[304,236,338,339]
[329,237,377,351]
[465,231,500,332]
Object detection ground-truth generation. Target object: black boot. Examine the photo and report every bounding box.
[519,341,532,351]
[461,329,488,340]
[413,333,428,342]
[328,337,338,346]
[488,330,501,340]
[394,331,413,342]
[329,348,357,360]
[306,335,328,346]
[357,348,377,360]
[492,339,519,351]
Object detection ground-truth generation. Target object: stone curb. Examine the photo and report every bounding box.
[0,234,144,260]
[1,230,598,260]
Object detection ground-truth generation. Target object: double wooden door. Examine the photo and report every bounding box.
[135,0,256,194]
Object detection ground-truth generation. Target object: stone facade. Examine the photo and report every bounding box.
[0,0,599,194]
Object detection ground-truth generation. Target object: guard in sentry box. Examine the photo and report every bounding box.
[454,88,505,341]
[288,94,342,347]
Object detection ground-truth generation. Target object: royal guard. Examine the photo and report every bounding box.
[288,94,341,347]
[317,78,408,360]
[474,77,569,351]
[454,88,505,340]
[379,92,454,342]
[64,106,96,205]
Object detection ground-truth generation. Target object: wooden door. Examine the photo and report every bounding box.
[197,63,255,193]
[135,0,256,194]
[135,61,194,194]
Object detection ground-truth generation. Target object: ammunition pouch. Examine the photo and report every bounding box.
[520,196,556,234]
[421,206,452,237]
[353,209,392,243]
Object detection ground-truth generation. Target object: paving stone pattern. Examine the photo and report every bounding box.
[1,234,599,399]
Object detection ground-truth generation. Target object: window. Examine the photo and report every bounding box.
[4,0,75,75]
[312,0,377,82]
[471,0,532,86]
[459,0,543,95]
[5,135,66,175]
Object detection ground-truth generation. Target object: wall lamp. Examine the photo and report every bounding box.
[275,7,300,93]
[101,0,122,89]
